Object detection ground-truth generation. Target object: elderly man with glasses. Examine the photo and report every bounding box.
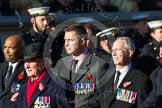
[98,36,152,108]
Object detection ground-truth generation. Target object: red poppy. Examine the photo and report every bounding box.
[87,74,93,81]
[123,82,131,88]
[39,83,45,91]
[17,71,24,80]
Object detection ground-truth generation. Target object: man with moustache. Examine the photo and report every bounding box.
[22,7,50,44]
[22,7,62,66]
[0,35,27,108]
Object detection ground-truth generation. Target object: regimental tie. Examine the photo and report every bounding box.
[5,65,13,87]
[71,59,78,73]
[70,59,78,81]
[114,71,121,92]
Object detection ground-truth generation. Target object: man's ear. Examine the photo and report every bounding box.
[81,38,87,45]
[150,32,155,38]
[30,17,35,24]
[127,50,134,57]
[100,40,107,47]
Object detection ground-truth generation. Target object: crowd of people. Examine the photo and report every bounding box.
[1,0,162,16]
[0,4,162,108]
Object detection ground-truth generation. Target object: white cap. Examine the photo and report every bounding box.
[131,13,150,22]
[147,20,162,29]
[74,17,94,24]
[28,7,50,16]
[99,32,112,38]
[96,27,119,37]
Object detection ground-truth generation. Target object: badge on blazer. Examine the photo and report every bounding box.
[72,82,95,95]
[116,88,122,100]
[87,74,93,81]
[128,91,137,104]
[39,82,45,91]
[116,88,137,104]
[34,96,50,108]
[10,82,21,93]
[17,71,25,80]
[123,82,131,88]
[80,83,84,95]
[121,89,126,101]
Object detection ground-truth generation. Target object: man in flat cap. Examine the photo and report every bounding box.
[22,7,62,67]
[12,43,74,108]
[136,20,162,76]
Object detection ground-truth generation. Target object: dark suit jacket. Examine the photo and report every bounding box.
[0,61,27,108]
[55,53,109,108]
[22,28,63,67]
[95,49,111,63]
[136,39,159,76]
[17,72,74,108]
[141,67,162,108]
[98,67,152,108]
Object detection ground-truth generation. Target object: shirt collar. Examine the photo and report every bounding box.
[72,49,88,60]
[116,63,132,74]
[9,61,19,73]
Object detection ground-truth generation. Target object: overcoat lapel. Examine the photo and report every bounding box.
[118,67,135,89]
[6,61,24,87]
[0,62,8,95]
[29,73,50,107]
[2,61,25,96]
[108,67,135,107]
[71,54,91,82]
[0,61,25,97]
[63,56,73,80]
[22,86,27,107]
[104,68,116,85]
[107,68,116,108]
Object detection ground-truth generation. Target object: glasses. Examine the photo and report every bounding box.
[111,49,128,53]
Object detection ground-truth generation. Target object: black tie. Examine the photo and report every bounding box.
[5,65,13,87]
[114,71,121,90]
[71,59,78,73]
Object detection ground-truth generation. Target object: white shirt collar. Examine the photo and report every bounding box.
[117,63,132,75]
[115,63,132,88]
[9,61,19,74]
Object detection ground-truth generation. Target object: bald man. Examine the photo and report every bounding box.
[0,35,27,108]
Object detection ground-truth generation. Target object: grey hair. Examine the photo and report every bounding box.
[116,37,136,52]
